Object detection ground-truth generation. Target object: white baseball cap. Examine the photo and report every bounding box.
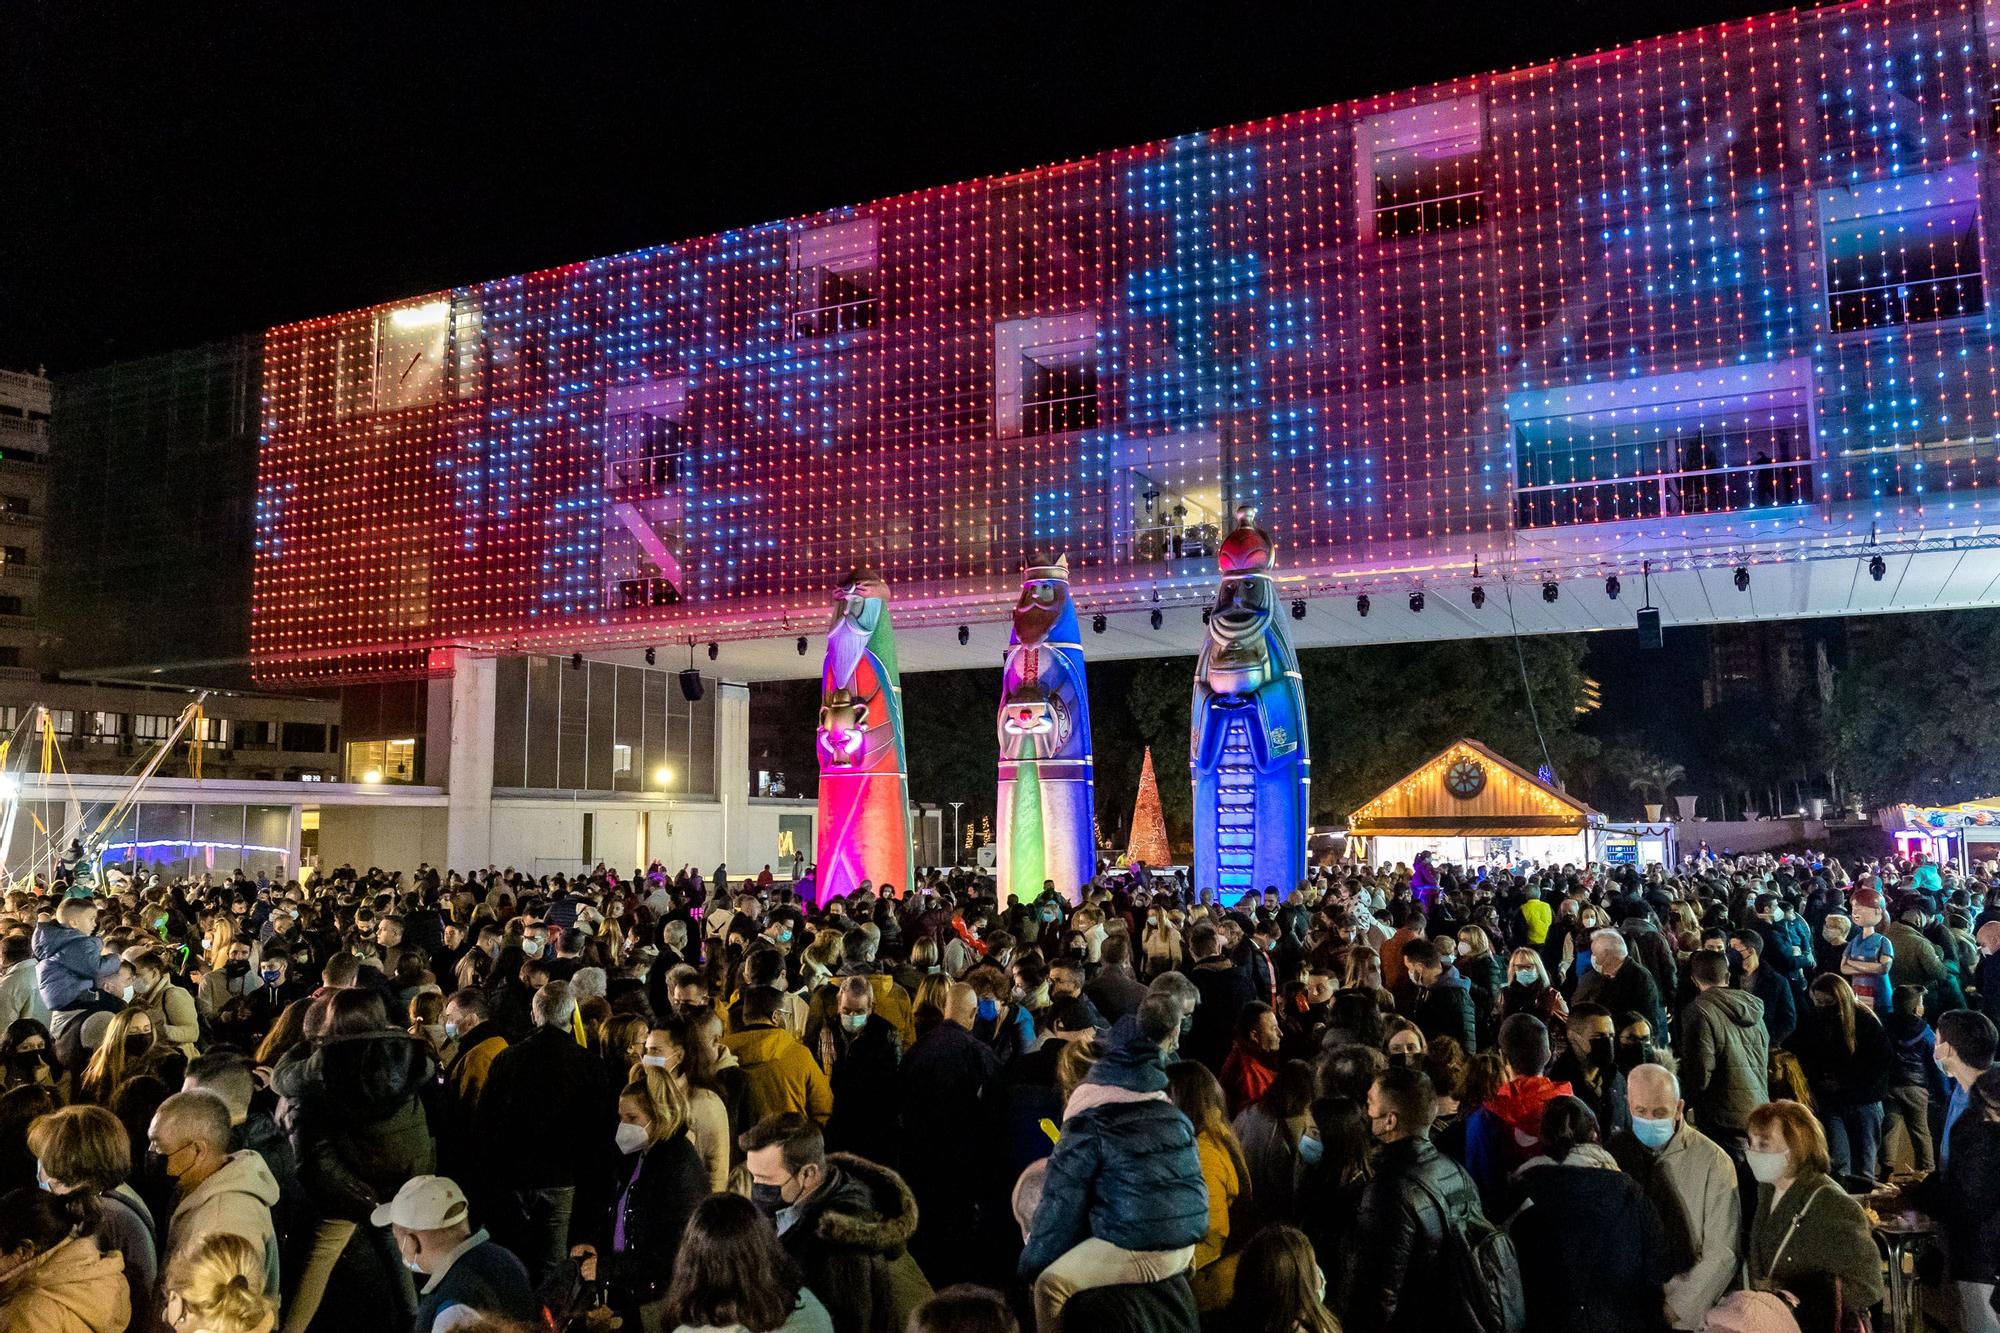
[369,1175,469,1230]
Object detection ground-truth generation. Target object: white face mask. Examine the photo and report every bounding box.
[1745,1149,1790,1184]
[615,1121,650,1155]
[640,1054,669,1070]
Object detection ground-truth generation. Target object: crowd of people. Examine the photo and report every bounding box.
[0,846,1994,1333]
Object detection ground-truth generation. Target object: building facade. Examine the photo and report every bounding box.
[252,0,2000,688]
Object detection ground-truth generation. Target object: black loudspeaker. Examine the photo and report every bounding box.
[678,669,705,702]
[1635,607,1662,650]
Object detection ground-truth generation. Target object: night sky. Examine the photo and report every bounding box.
[5,1,1802,375]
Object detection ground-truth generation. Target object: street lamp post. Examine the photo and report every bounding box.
[949,802,964,865]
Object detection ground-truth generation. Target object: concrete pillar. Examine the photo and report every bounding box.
[440,652,497,874]
[715,681,750,869]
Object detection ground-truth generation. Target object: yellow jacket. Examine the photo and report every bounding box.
[723,1022,833,1126]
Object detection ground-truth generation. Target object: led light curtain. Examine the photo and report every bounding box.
[255,0,2000,684]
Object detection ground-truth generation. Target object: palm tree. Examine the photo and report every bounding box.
[1627,757,1686,814]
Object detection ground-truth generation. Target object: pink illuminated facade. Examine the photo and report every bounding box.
[256,0,2000,684]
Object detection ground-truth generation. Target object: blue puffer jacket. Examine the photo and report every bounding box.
[1019,1017,1208,1277]
[33,922,107,1012]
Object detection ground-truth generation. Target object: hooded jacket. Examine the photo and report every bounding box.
[724,1022,834,1127]
[0,1235,130,1333]
[1402,964,1477,1052]
[1677,986,1770,1134]
[272,1030,437,1217]
[167,1148,283,1306]
[1019,1016,1208,1278]
[31,923,108,1014]
[1463,1074,1572,1210]
[780,1154,932,1333]
[1512,1147,1669,1333]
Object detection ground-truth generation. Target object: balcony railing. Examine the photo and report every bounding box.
[1516,457,1814,528]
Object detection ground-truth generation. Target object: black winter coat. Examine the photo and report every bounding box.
[476,1026,615,1188]
[1512,1159,1670,1333]
[1909,1115,2000,1282]
[1792,1003,1895,1110]
[598,1130,707,1309]
[827,1016,903,1168]
[781,1155,933,1333]
[270,1030,437,1220]
[1337,1136,1485,1333]
[1184,960,1256,1072]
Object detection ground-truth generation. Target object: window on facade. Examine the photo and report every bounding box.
[612,743,633,775]
[344,737,417,784]
[370,302,451,411]
[994,312,1099,439]
[581,812,595,864]
[45,710,74,735]
[0,648,21,670]
[132,714,176,742]
[1,547,26,567]
[281,722,329,752]
[788,217,879,339]
[0,597,22,616]
[1359,96,1485,241]
[82,712,122,741]
[1509,361,1815,529]
[1821,165,1985,333]
[193,716,233,749]
[1,496,29,516]
[604,379,690,496]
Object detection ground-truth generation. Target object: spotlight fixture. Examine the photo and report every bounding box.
[644,646,656,667]
[1290,599,1306,621]
[1091,614,1106,634]
[1542,581,1559,604]
[1149,609,1164,630]
[957,625,970,646]
[1408,591,1424,614]
[1733,566,1750,593]
[1470,585,1486,610]
[1356,595,1371,618]
[1604,575,1620,600]
[570,652,583,671]
[1869,554,1886,582]
[795,636,807,656]
[706,642,718,661]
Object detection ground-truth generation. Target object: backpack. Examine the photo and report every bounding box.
[1408,1170,1527,1333]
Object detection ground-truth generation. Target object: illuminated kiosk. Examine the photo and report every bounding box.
[996,557,1095,905]
[1191,508,1309,901]
[1347,739,1614,868]
[814,570,911,903]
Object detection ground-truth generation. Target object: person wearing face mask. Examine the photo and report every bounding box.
[1497,948,1569,1027]
[1741,1100,1884,1333]
[125,946,202,1057]
[821,977,902,1169]
[0,1187,129,1333]
[1606,1064,1740,1331]
[148,1090,282,1313]
[571,1071,706,1327]
[28,1103,159,1329]
[376,1175,537,1333]
[0,935,47,1033]
[743,1114,931,1333]
[1342,1064,1490,1333]
[1545,1003,1628,1141]
[1226,1224,1338,1333]
[1397,939,1478,1055]
[1673,949,1768,1153]
[897,982,1000,1286]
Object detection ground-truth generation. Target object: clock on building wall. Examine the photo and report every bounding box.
[1444,758,1486,800]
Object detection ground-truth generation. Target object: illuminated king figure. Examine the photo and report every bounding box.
[1191,507,1310,900]
[996,556,1095,905]
[815,569,911,903]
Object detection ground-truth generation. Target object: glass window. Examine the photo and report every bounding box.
[132,714,176,742]
[612,743,633,774]
[370,302,451,411]
[1361,96,1484,241]
[1822,166,1984,333]
[788,218,879,339]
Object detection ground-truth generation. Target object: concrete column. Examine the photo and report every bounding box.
[441,652,497,874]
[714,681,750,869]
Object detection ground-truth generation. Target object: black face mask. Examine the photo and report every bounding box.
[1586,1035,1616,1069]
[1389,1050,1424,1070]
[1616,1042,1654,1073]
[224,960,251,980]
[124,1035,151,1060]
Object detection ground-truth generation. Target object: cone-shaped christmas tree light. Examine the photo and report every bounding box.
[1125,747,1173,867]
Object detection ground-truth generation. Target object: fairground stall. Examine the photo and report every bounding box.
[1348,739,1668,870]
[1878,800,2000,872]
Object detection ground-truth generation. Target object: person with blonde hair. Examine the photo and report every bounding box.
[164,1231,277,1333]
[570,1067,707,1326]
[78,1006,161,1106]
